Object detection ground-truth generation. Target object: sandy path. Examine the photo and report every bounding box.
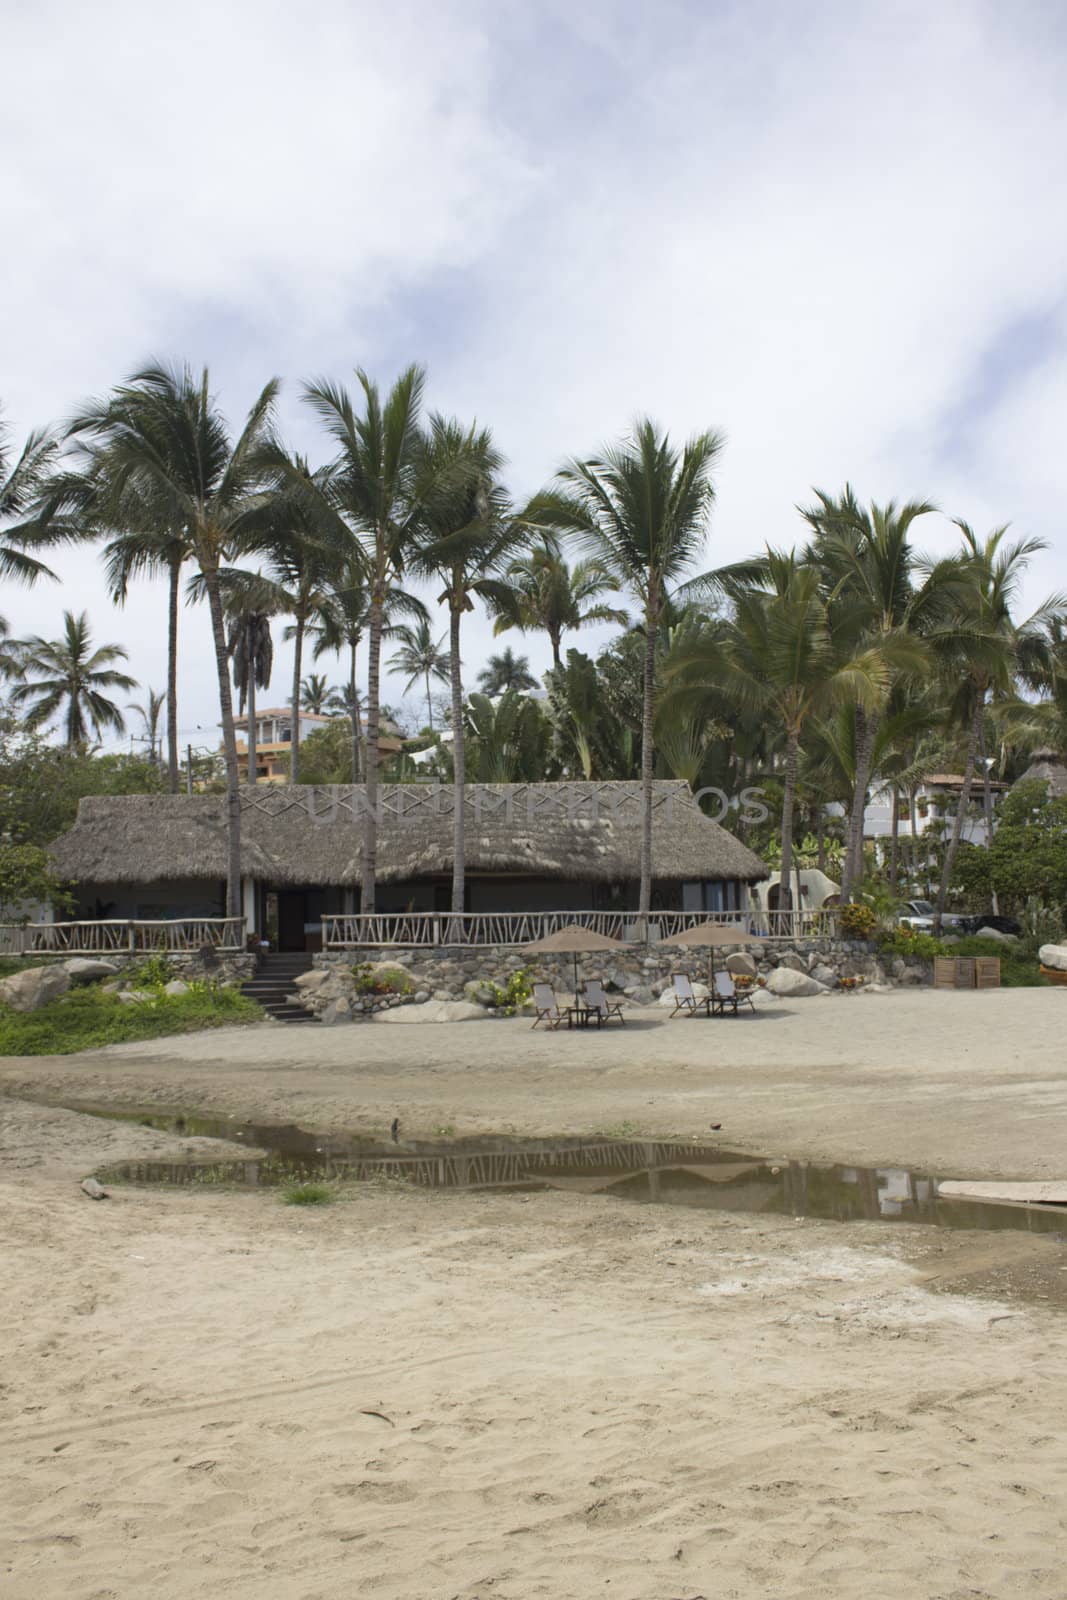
[3,992,1067,1598]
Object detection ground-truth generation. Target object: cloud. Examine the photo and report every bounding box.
[3,0,1067,746]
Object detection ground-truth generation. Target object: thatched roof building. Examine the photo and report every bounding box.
[52,781,768,892]
[1013,751,1067,800]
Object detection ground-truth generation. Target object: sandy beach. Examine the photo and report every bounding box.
[3,989,1067,1598]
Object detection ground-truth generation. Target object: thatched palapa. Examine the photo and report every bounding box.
[51,781,768,890]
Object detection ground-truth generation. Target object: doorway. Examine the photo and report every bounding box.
[276,891,307,951]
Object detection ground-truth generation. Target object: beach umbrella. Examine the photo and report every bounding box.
[522,925,627,1007]
[657,921,762,987]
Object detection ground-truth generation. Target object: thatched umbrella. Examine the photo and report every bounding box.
[522,925,627,1007]
[657,921,763,987]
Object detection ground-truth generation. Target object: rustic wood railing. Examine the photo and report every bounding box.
[0,918,246,956]
[322,907,838,949]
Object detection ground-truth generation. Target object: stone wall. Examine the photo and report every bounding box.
[301,938,929,1019]
[26,950,255,984]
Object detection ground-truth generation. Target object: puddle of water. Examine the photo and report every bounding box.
[65,1102,1067,1237]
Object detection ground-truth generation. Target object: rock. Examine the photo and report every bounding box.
[725,952,757,978]
[865,982,895,994]
[414,990,430,1003]
[765,967,828,998]
[117,989,154,1004]
[63,957,120,985]
[374,999,489,1023]
[432,989,453,1001]
[975,926,1018,943]
[810,963,837,988]
[899,965,926,985]
[1039,943,1067,971]
[163,979,189,997]
[463,979,498,1007]
[80,1177,109,1200]
[293,969,331,991]
[629,986,655,1007]
[320,998,352,1025]
[779,953,808,974]
[0,964,71,1012]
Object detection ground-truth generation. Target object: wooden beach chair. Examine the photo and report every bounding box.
[669,973,713,1018]
[712,970,755,1015]
[582,979,626,1025]
[531,981,565,1030]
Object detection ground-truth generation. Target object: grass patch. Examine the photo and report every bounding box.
[0,982,262,1056]
[947,935,1051,988]
[280,1181,336,1206]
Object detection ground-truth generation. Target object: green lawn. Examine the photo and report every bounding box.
[0,983,262,1055]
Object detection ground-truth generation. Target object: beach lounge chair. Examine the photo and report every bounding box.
[531,981,565,1030]
[712,970,755,1015]
[668,973,713,1018]
[582,978,626,1025]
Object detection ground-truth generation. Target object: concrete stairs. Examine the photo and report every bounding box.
[241,952,318,1024]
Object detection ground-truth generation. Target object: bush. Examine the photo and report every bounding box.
[839,903,877,939]
[280,1181,335,1206]
[130,952,176,988]
[0,982,261,1055]
[948,935,1050,989]
[879,927,944,963]
[484,967,533,1015]
[351,961,412,997]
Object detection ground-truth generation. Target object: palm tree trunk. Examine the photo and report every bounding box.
[889,786,900,891]
[449,604,465,923]
[203,567,242,920]
[290,613,304,785]
[166,555,181,793]
[909,788,920,886]
[425,670,434,732]
[779,728,800,927]
[816,809,826,874]
[361,590,383,911]
[978,718,998,913]
[638,603,658,929]
[349,641,361,783]
[935,696,983,934]
[843,710,878,899]
[550,629,562,670]
[247,664,257,784]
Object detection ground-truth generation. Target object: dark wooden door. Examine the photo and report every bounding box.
[277,891,307,951]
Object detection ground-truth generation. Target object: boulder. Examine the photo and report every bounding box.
[778,952,808,974]
[899,965,926,986]
[63,958,120,985]
[293,968,331,991]
[765,967,828,998]
[163,979,189,997]
[463,978,498,1007]
[974,926,1018,944]
[117,989,154,1004]
[413,990,430,1003]
[1039,943,1067,971]
[810,963,837,988]
[628,986,655,1007]
[0,964,71,1012]
[320,997,352,1026]
[374,999,489,1024]
[725,952,757,978]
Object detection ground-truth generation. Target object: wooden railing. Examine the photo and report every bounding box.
[322,907,838,949]
[0,918,246,956]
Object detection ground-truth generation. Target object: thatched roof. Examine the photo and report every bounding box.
[1014,752,1067,800]
[51,781,768,888]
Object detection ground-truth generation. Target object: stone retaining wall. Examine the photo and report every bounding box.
[299,938,930,1020]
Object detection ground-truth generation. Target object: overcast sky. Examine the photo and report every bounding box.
[4,0,1067,754]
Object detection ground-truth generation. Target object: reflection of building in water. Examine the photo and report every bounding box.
[878,1168,912,1216]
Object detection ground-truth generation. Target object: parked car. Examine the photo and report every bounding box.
[969,914,1022,937]
[898,899,971,932]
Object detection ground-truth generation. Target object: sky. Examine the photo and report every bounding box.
[3,0,1067,755]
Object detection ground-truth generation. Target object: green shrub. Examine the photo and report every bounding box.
[948,935,1049,989]
[280,1181,335,1206]
[879,927,945,962]
[131,951,176,989]
[0,983,261,1056]
[484,966,533,1015]
[351,961,412,996]
[839,903,877,939]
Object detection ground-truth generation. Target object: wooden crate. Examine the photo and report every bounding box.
[934,956,976,990]
[975,957,1001,989]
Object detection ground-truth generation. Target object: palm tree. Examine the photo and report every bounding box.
[667,552,886,915]
[799,487,947,898]
[407,417,520,916]
[476,646,538,696]
[931,523,1063,931]
[69,362,280,917]
[301,366,439,910]
[300,672,334,714]
[128,687,166,764]
[0,410,68,592]
[12,610,138,746]
[228,609,274,782]
[490,542,627,667]
[387,617,451,730]
[531,418,724,924]
[103,530,186,791]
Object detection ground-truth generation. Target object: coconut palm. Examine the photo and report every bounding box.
[228,609,274,782]
[103,529,186,790]
[68,362,281,917]
[407,418,523,915]
[128,687,166,765]
[387,618,451,731]
[931,523,1064,931]
[300,366,444,909]
[12,610,138,747]
[799,487,949,898]
[490,542,627,667]
[530,418,724,924]
[666,551,886,915]
[476,646,537,696]
[0,410,69,590]
[300,672,334,714]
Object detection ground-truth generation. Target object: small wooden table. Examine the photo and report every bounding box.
[563,1004,604,1030]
